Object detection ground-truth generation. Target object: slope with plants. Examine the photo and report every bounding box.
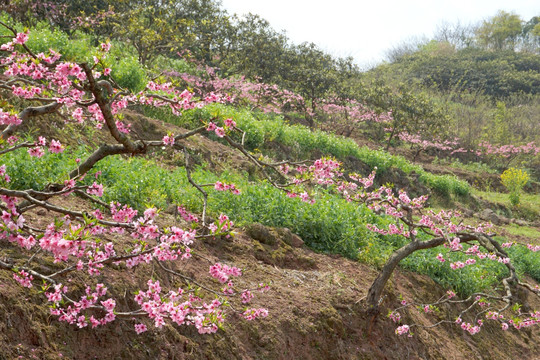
[0,4,540,360]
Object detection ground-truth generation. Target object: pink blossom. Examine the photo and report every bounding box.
[28,146,45,158]
[13,270,33,288]
[134,323,147,334]
[100,42,111,53]
[87,182,104,197]
[162,134,175,146]
[242,308,268,321]
[14,32,29,45]
[215,127,225,137]
[395,325,410,335]
[241,290,254,304]
[49,139,64,153]
[224,118,236,128]
[389,311,401,323]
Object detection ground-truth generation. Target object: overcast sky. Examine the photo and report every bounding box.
[220,0,539,68]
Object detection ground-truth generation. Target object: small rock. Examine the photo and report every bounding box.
[37,209,46,216]
[245,223,276,245]
[478,209,500,225]
[276,228,304,248]
[164,204,177,214]
[514,219,529,227]
[462,209,474,217]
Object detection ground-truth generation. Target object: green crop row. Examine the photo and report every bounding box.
[154,103,470,197]
[2,147,535,298]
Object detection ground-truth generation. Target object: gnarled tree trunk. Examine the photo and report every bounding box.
[366,237,445,314]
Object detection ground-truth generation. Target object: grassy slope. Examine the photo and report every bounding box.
[1,16,539,359]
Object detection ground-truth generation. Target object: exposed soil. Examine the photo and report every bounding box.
[1,198,539,360]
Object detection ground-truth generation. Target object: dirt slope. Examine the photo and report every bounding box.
[1,111,539,360]
[1,202,539,359]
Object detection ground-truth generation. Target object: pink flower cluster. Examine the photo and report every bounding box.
[0,164,10,183]
[208,214,234,234]
[177,205,199,223]
[162,134,175,146]
[214,181,241,195]
[395,324,410,335]
[110,202,138,223]
[48,284,117,328]
[135,280,225,334]
[309,158,342,185]
[242,308,269,321]
[206,121,226,137]
[527,244,540,252]
[241,290,254,304]
[173,68,306,115]
[460,321,481,335]
[26,137,64,158]
[388,311,401,323]
[320,98,393,124]
[86,182,104,197]
[13,270,33,288]
[0,31,29,51]
[478,141,540,158]
[0,109,21,126]
[11,85,42,99]
[397,132,458,152]
[209,263,242,284]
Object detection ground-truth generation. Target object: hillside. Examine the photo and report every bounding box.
[1,4,540,360]
[1,113,539,360]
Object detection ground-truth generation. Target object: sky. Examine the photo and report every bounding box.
[220,0,539,68]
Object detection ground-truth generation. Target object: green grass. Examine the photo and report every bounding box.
[149,103,470,198]
[473,188,540,220]
[503,224,540,238]
[402,247,509,296]
[3,146,537,298]
[431,156,499,175]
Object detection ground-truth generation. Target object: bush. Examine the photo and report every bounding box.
[110,55,147,92]
[501,168,529,206]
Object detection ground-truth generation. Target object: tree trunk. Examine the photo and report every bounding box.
[385,126,397,151]
[366,238,445,314]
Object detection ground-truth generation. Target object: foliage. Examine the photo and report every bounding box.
[108,53,147,92]
[476,10,523,51]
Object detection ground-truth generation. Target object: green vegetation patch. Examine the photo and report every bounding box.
[151,103,469,197]
[3,146,534,298]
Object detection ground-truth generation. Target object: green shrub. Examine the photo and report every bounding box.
[501,168,529,206]
[401,246,508,296]
[110,55,147,92]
